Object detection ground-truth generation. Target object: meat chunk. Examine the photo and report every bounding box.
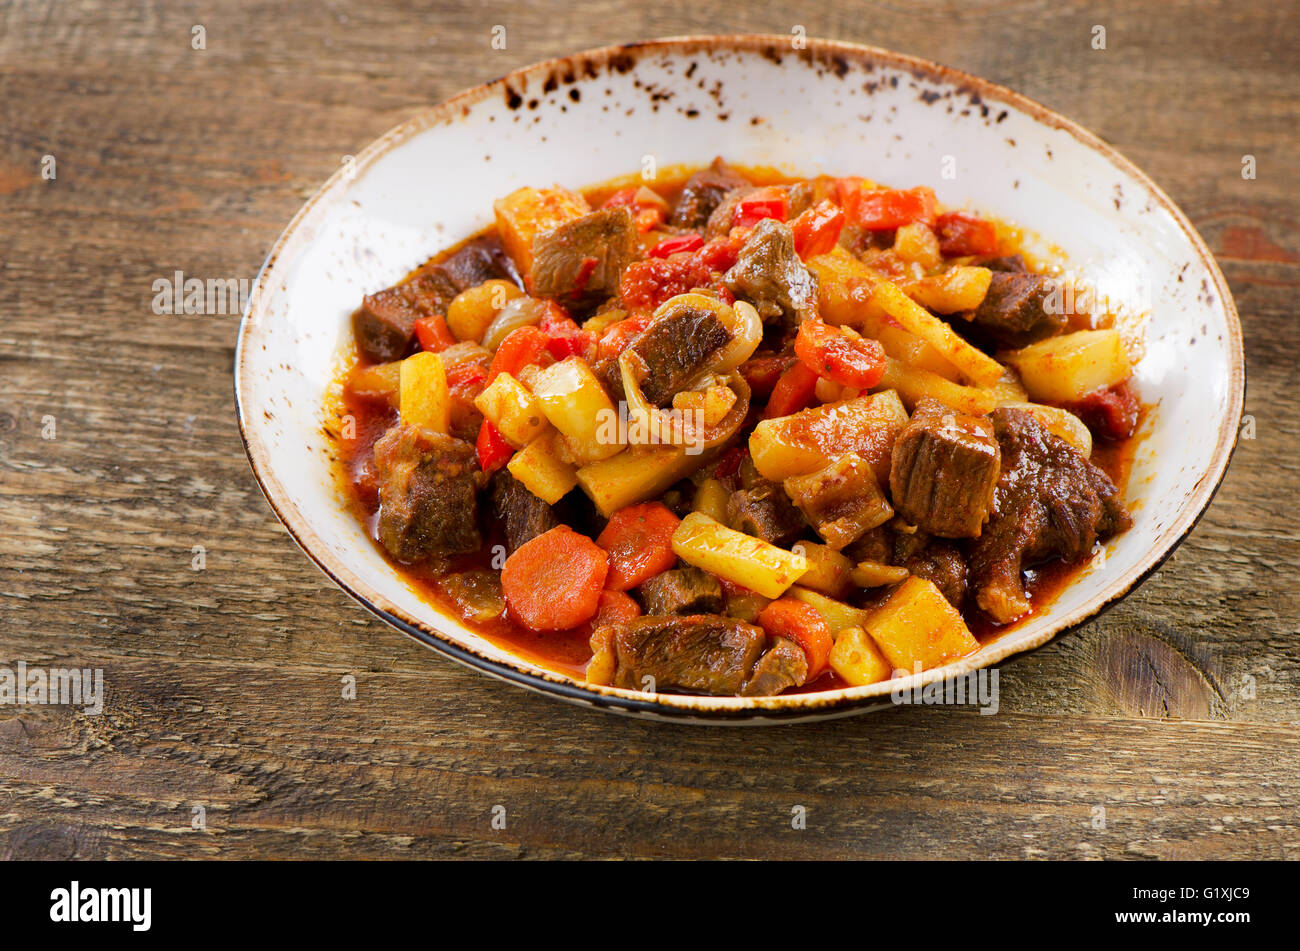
[601,615,769,695]
[970,407,1132,623]
[530,207,636,307]
[352,237,518,363]
[638,567,724,615]
[723,219,818,326]
[893,530,968,609]
[959,270,1065,350]
[741,637,809,696]
[352,287,422,363]
[603,296,731,405]
[979,254,1028,273]
[489,469,559,554]
[374,424,483,561]
[670,157,750,229]
[784,452,894,550]
[889,399,1001,539]
[727,479,806,547]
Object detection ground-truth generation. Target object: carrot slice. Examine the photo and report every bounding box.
[596,502,682,591]
[757,598,834,678]
[502,525,609,631]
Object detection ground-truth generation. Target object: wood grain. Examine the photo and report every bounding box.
[2,0,1297,860]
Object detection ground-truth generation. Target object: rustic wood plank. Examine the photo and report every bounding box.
[1,0,1297,859]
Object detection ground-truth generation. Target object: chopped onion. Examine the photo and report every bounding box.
[481,296,551,350]
[619,351,750,453]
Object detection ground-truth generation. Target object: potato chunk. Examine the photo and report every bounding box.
[864,576,979,674]
[749,390,909,484]
[829,626,894,686]
[492,186,590,286]
[671,512,807,600]
[1003,328,1133,403]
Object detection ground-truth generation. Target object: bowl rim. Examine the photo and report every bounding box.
[234,33,1245,723]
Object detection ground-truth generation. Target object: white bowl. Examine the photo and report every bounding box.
[235,36,1243,723]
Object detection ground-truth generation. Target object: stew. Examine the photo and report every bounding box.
[329,159,1141,697]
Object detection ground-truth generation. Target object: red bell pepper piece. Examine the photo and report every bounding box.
[649,233,705,258]
[413,314,456,352]
[476,420,514,474]
[446,361,488,393]
[487,325,549,382]
[790,199,846,258]
[934,212,998,256]
[843,184,936,230]
[733,187,788,229]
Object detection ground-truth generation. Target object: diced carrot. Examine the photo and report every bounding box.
[763,361,820,418]
[596,502,682,591]
[757,598,833,678]
[502,525,609,631]
[414,314,456,352]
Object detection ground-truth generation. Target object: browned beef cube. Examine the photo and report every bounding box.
[373,423,482,561]
[489,469,559,555]
[723,218,818,326]
[784,452,894,550]
[970,407,1132,623]
[353,236,518,363]
[610,297,731,405]
[889,399,1001,539]
[959,270,1066,349]
[670,157,750,229]
[638,567,724,616]
[741,637,809,696]
[727,479,806,547]
[352,287,422,363]
[605,615,768,695]
[530,207,636,307]
[980,254,1028,273]
[893,530,968,609]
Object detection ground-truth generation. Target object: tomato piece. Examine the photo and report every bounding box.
[601,187,638,208]
[487,325,549,382]
[619,255,717,310]
[849,186,936,230]
[794,320,886,389]
[934,212,998,257]
[733,186,788,229]
[697,230,746,271]
[413,314,456,352]
[596,502,682,591]
[649,233,705,258]
[763,361,820,419]
[1064,380,1140,442]
[475,420,513,473]
[540,308,594,360]
[790,199,846,258]
[739,355,794,399]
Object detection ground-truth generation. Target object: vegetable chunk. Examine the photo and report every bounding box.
[864,576,979,673]
[501,525,608,631]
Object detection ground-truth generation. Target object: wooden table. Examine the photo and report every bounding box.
[2,0,1296,860]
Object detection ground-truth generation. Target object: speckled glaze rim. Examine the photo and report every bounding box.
[234,34,1245,724]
